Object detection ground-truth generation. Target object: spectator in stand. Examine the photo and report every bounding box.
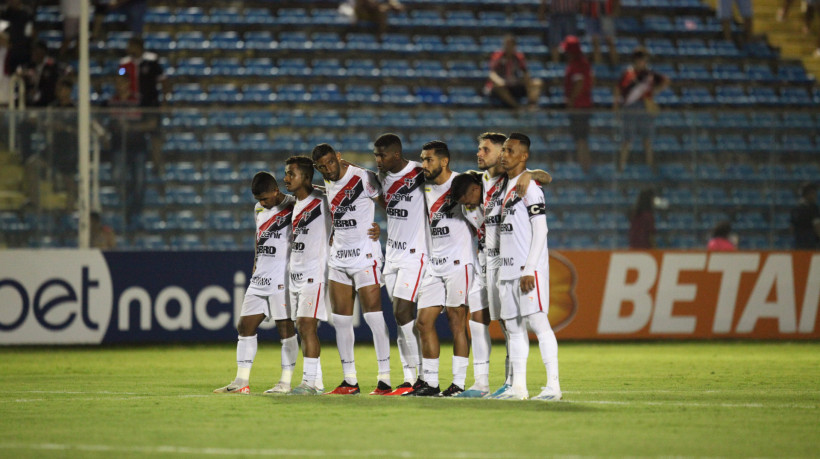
[583,0,619,66]
[339,0,404,38]
[24,41,61,107]
[539,0,580,63]
[707,221,738,251]
[485,35,543,110]
[0,31,11,107]
[791,182,820,249]
[49,78,79,209]
[614,47,669,171]
[103,75,155,229]
[562,35,593,172]
[90,211,117,249]
[0,0,34,72]
[628,188,656,249]
[119,37,166,174]
[717,0,753,46]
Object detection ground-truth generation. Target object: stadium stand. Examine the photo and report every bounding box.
[1,0,816,251]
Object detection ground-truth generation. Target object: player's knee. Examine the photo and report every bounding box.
[276,319,295,338]
[394,301,415,325]
[297,318,316,334]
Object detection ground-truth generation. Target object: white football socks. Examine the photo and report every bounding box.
[468,320,491,389]
[303,357,319,385]
[422,357,440,388]
[527,312,560,390]
[332,313,357,385]
[235,334,257,383]
[452,356,469,389]
[505,317,530,394]
[398,321,420,383]
[501,321,512,386]
[363,311,391,385]
[280,335,298,385]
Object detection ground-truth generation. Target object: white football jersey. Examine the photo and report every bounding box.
[289,190,331,283]
[424,172,477,276]
[481,171,508,268]
[247,196,295,296]
[380,160,429,267]
[324,165,382,269]
[498,170,549,281]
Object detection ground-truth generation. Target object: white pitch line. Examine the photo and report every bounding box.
[567,400,818,410]
[0,442,536,459]
[563,389,820,394]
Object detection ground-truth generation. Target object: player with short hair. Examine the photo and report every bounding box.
[493,133,561,401]
[214,171,300,395]
[408,140,475,397]
[451,132,552,398]
[283,156,332,395]
[372,133,428,395]
[312,143,392,395]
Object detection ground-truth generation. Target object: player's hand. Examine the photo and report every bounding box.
[368,222,381,241]
[520,275,535,293]
[515,171,533,195]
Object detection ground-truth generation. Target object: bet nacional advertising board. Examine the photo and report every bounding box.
[0,250,818,345]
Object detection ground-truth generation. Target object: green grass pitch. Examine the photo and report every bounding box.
[1,341,818,458]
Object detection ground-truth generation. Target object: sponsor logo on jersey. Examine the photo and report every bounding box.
[387,238,407,250]
[384,167,424,209]
[291,273,303,281]
[386,207,409,217]
[431,226,450,236]
[428,189,458,228]
[330,175,365,222]
[486,248,500,257]
[256,246,277,255]
[291,242,306,251]
[250,276,271,286]
[430,256,449,266]
[500,223,513,232]
[336,248,361,258]
[257,207,293,246]
[501,257,516,266]
[292,198,322,235]
[333,219,357,228]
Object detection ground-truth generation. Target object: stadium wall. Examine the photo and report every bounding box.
[0,250,818,345]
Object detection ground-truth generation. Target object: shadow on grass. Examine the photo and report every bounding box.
[256,394,598,412]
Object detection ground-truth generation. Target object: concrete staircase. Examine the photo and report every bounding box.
[707,0,820,80]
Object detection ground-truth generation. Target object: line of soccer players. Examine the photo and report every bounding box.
[214,132,561,401]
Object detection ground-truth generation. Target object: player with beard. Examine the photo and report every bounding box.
[372,133,429,395]
[312,143,393,395]
[451,133,552,398]
[408,140,476,397]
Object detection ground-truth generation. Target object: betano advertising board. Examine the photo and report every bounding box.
[0,250,817,345]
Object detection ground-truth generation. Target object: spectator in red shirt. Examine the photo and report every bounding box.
[707,221,738,251]
[628,188,656,249]
[562,36,593,171]
[485,35,542,110]
[583,0,619,66]
[614,47,669,171]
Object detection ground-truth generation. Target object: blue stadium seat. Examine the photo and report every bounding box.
[381,34,416,53]
[777,65,814,84]
[244,31,275,50]
[781,112,816,129]
[346,33,380,52]
[380,85,419,105]
[170,235,205,250]
[176,31,209,50]
[145,6,174,24]
[210,31,244,50]
[712,64,747,82]
[749,87,779,106]
[310,84,345,103]
[346,59,378,78]
[99,186,121,207]
[276,84,308,103]
[659,163,693,181]
[644,15,674,33]
[747,134,777,154]
[445,35,480,53]
[165,110,207,128]
[381,59,414,78]
[681,86,716,106]
[134,235,167,250]
[659,212,696,231]
[715,134,748,152]
[208,110,247,128]
[745,64,776,84]
[678,64,711,82]
[239,162,271,180]
[210,7,243,25]
[278,31,310,51]
[205,162,239,182]
[164,162,202,182]
[710,40,741,58]
[209,235,240,250]
[175,7,208,25]
[242,84,275,103]
[448,86,484,106]
[448,60,483,79]
[276,8,310,25]
[731,190,766,208]
[779,87,814,107]
[665,188,695,206]
[339,133,373,153]
[445,11,478,28]
[724,164,758,181]
[312,58,344,77]
[208,57,242,77]
[203,132,237,153]
[238,133,274,153]
[165,188,203,207]
[311,32,344,51]
[409,9,445,26]
[172,57,209,77]
[677,39,713,57]
[415,110,451,129]
[345,85,379,104]
[781,135,815,153]
[207,84,242,104]
[164,132,203,153]
[414,60,447,78]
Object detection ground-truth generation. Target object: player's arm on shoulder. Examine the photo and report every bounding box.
[515,169,552,195]
[368,222,381,241]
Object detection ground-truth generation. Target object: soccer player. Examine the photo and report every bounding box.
[409,140,475,397]
[312,143,393,395]
[451,132,552,398]
[214,171,299,395]
[494,133,561,401]
[283,156,332,395]
[372,133,428,395]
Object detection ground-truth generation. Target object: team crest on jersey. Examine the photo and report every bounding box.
[366,253,372,259]
[275,215,287,226]
[410,249,415,253]
[345,189,356,199]
[454,259,460,265]
[307,278,314,283]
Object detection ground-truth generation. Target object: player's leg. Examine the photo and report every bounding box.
[491,281,529,400]
[523,271,561,401]
[215,292,269,394]
[412,305,443,396]
[385,263,424,395]
[486,267,512,396]
[327,271,360,394]
[271,319,297,392]
[291,317,321,395]
[441,305,469,396]
[460,266,490,397]
[352,263,391,393]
